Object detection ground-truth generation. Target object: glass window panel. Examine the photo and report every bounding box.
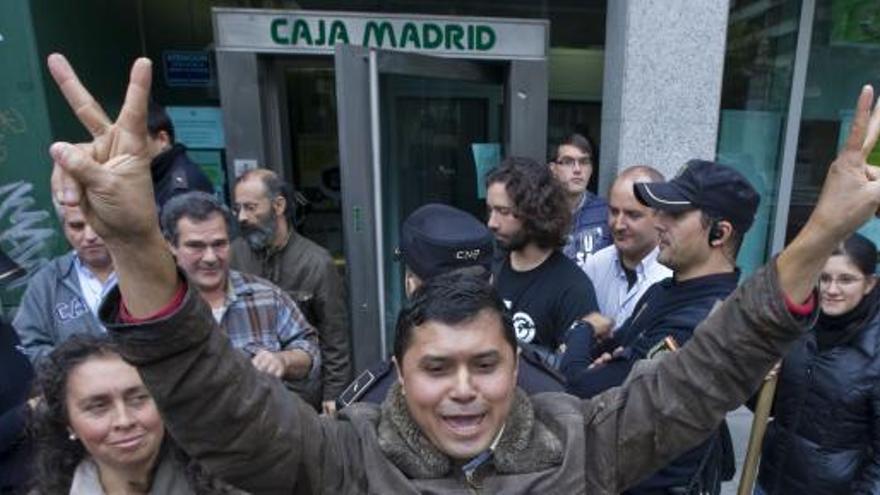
[786,0,880,247]
[717,0,802,275]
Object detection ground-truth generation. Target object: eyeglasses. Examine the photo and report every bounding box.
[555,156,592,168]
[818,273,865,287]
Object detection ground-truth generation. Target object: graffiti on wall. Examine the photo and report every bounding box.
[0,107,27,166]
[0,181,56,291]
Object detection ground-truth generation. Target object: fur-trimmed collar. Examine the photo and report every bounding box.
[377,383,563,479]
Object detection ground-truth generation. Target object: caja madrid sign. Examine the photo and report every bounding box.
[213,8,548,60]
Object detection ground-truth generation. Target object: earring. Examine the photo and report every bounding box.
[68,430,77,441]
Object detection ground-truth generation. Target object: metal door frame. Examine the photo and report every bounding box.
[335,45,547,371]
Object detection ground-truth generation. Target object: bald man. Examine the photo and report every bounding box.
[583,166,671,329]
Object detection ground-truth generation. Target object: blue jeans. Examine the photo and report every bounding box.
[753,483,768,495]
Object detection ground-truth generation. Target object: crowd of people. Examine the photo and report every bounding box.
[1,52,880,495]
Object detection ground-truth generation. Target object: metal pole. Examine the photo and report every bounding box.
[737,373,779,495]
[368,49,387,356]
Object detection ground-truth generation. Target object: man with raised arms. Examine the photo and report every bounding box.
[46,52,880,493]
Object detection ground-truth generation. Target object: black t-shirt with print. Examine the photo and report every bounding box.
[496,251,599,352]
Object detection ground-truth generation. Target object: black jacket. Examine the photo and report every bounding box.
[151,143,214,209]
[562,271,740,493]
[0,318,33,493]
[758,288,880,495]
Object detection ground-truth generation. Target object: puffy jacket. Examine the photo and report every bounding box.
[757,289,880,494]
[102,262,809,494]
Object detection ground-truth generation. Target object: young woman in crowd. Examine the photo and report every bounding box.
[756,233,880,494]
[29,334,242,494]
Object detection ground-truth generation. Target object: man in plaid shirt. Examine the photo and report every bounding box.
[160,191,321,406]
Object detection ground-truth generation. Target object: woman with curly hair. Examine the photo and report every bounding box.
[29,334,243,494]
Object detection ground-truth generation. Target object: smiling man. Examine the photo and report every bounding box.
[46,53,880,494]
[583,165,671,330]
[159,191,321,405]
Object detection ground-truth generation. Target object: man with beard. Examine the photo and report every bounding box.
[230,169,351,415]
[44,52,880,494]
[582,165,671,331]
[487,157,598,367]
[561,160,760,493]
[336,203,565,408]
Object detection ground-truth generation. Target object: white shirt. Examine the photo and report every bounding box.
[74,254,117,317]
[582,245,672,329]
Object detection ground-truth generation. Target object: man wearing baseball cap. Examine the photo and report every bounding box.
[562,159,760,493]
[336,203,565,408]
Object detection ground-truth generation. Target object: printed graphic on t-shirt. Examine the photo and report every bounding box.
[512,311,537,343]
[568,225,607,265]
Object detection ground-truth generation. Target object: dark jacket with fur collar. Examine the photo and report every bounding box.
[101,262,812,494]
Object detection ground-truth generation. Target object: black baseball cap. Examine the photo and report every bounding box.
[398,204,494,281]
[633,159,760,233]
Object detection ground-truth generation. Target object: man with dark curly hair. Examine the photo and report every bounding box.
[486,157,599,367]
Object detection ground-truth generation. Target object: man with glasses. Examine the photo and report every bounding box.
[160,191,322,407]
[549,133,612,266]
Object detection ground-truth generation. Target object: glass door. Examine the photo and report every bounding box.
[335,45,546,370]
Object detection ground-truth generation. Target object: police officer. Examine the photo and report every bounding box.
[337,203,565,409]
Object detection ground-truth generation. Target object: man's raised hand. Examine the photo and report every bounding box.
[778,85,880,303]
[810,85,880,238]
[47,53,157,245]
[47,54,177,318]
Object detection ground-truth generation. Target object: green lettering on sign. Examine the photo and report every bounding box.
[315,20,327,45]
[445,24,465,50]
[271,19,289,44]
[329,20,349,44]
[476,26,496,51]
[422,23,442,49]
[292,19,312,45]
[363,21,397,48]
[399,22,421,49]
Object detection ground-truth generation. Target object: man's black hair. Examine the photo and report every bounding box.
[486,156,571,249]
[393,269,516,364]
[554,132,594,161]
[148,100,175,143]
[160,191,232,245]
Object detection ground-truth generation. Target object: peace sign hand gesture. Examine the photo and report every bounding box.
[810,85,880,239]
[47,53,157,244]
[47,53,178,318]
[779,85,880,304]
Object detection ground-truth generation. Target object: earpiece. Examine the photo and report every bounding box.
[708,221,723,246]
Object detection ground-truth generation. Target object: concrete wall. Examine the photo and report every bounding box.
[599,0,729,192]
